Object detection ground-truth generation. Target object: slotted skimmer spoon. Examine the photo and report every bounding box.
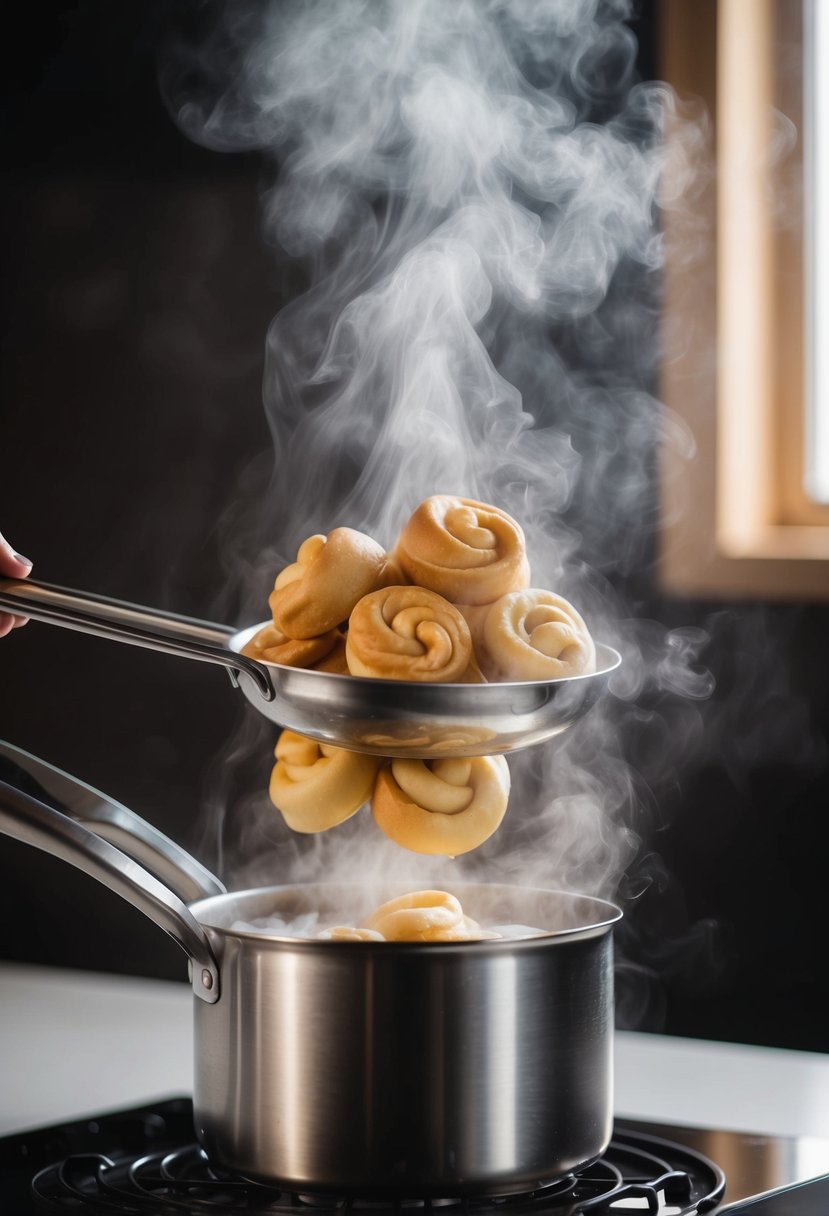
[0,579,620,758]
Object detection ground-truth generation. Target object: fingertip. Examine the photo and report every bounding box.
[0,534,33,578]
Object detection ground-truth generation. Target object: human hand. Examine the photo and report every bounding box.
[0,532,33,637]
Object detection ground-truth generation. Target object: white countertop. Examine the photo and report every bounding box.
[1,961,828,1140]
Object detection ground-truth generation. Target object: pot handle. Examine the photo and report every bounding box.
[0,756,223,1004]
[0,578,274,701]
[0,742,225,905]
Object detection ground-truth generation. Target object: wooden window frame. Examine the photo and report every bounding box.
[659,0,829,600]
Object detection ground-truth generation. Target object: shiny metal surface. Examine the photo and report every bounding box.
[620,1119,829,1210]
[0,742,622,1190]
[229,626,620,758]
[0,742,225,905]
[0,578,272,698]
[0,579,621,758]
[0,746,223,1002]
[191,882,621,1194]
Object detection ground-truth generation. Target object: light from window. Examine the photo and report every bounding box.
[806,0,829,503]
[658,0,829,600]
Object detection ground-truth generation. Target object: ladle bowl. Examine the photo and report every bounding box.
[0,579,620,758]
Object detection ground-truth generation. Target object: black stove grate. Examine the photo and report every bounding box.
[0,1099,726,1216]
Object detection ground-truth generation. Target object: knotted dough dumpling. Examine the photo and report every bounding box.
[362,890,494,941]
[372,756,510,855]
[269,730,380,833]
[346,586,473,682]
[241,622,340,668]
[269,528,391,640]
[479,589,596,681]
[394,496,530,606]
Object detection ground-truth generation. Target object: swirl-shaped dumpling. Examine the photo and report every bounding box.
[394,496,530,606]
[269,528,389,640]
[372,756,510,855]
[362,890,493,941]
[241,622,339,668]
[479,589,596,680]
[346,586,473,682]
[269,730,381,833]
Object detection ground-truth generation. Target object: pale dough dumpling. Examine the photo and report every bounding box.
[269,730,381,833]
[362,890,492,941]
[318,927,385,942]
[479,589,596,680]
[371,755,510,855]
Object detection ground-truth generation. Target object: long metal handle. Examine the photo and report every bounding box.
[0,579,273,701]
[0,742,225,904]
[0,778,221,1004]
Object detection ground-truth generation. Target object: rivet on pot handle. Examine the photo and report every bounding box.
[0,761,223,1004]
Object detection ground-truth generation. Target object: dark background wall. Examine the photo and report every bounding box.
[1,1,827,1054]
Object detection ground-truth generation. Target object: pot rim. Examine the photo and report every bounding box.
[188,880,623,947]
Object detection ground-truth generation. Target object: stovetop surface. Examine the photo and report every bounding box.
[0,1096,826,1215]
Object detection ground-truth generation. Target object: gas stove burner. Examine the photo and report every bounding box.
[30,1145,723,1214]
[19,1100,724,1216]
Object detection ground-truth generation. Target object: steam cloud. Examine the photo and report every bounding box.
[163,0,717,1006]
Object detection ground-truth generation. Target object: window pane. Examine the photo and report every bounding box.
[806,0,829,502]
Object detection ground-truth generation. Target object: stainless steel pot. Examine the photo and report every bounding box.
[0,742,622,1196]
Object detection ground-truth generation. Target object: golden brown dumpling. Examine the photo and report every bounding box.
[241,622,339,668]
[269,528,389,639]
[346,586,472,682]
[310,634,350,673]
[394,496,530,606]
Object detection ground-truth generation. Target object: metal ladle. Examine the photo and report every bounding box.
[0,579,620,758]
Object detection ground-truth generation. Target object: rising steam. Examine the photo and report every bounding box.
[162,0,715,998]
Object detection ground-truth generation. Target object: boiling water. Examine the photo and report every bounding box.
[229,912,544,940]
